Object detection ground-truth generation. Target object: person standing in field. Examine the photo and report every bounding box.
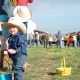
[56,31,62,48]
[77,31,80,47]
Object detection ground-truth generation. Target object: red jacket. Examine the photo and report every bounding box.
[67,37,73,43]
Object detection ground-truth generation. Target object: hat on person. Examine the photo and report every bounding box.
[13,6,31,22]
[1,17,27,34]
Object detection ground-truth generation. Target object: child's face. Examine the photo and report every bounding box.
[8,27,18,35]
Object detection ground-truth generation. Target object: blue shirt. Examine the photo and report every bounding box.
[8,32,27,59]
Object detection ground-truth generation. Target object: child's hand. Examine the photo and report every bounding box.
[8,49,16,54]
[4,51,8,55]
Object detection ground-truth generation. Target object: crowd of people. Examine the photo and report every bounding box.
[63,31,80,47]
[27,31,80,48]
[27,32,53,48]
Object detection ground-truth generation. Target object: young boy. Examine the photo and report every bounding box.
[2,17,27,80]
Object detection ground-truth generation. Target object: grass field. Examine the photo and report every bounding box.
[24,45,80,80]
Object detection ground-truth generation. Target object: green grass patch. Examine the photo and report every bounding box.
[25,46,80,80]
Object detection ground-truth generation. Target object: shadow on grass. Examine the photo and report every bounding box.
[48,72,58,76]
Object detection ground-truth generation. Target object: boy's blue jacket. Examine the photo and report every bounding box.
[8,32,27,59]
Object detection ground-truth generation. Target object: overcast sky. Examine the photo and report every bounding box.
[29,0,80,34]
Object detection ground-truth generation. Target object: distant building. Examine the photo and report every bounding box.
[34,30,45,34]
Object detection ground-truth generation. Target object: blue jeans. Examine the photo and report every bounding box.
[77,40,80,47]
[12,54,27,80]
[35,39,39,47]
[56,39,61,48]
[74,40,77,47]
